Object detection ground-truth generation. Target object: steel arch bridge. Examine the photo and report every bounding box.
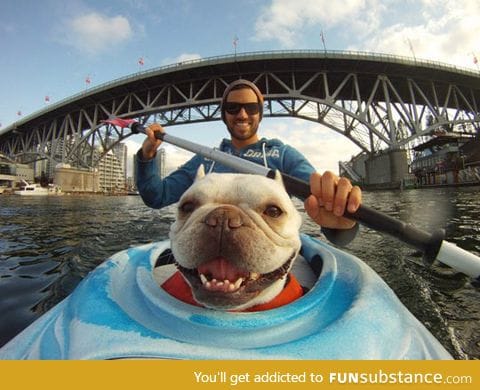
[1,50,479,168]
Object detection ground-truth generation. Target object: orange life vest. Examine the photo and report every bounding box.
[161,271,303,312]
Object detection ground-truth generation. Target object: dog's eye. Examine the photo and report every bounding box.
[264,205,283,218]
[179,201,196,213]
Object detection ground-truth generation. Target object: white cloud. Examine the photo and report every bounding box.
[161,53,202,66]
[254,0,372,47]
[262,118,361,173]
[162,145,194,172]
[358,1,480,69]
[254,0,480,69]
[61,12,133,55]
[175,53,202,63]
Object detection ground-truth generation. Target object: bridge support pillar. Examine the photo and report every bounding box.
[365,149,408,189]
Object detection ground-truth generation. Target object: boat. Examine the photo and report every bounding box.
[0,234,452,360]
[14,180,63,196]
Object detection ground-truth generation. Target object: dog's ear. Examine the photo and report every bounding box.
[274,170,285,187]
[195,164,206,181]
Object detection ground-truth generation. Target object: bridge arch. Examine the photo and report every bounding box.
[1,50,479,168]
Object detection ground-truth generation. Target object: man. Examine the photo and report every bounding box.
[136,79,361,244]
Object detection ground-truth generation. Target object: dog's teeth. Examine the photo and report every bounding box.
[216,281,224,286]
[200,274,208,285]
[249,272,260,281]
[205,281,211,288]
[234,277,243,289]
[228,283,236,292]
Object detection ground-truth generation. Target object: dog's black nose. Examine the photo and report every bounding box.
[204,206,243,229]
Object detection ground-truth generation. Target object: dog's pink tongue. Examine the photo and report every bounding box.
[197,257,248,281]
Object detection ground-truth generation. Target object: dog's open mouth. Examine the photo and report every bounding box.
[176,252,296,297]
[196,257,251,293]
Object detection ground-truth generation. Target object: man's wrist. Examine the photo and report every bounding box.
[136,148,156,162]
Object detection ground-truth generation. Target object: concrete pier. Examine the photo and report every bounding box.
[364,149,409,189]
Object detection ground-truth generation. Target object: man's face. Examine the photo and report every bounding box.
[224,88,261,146]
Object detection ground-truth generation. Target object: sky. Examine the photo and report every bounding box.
[1,0,479,175]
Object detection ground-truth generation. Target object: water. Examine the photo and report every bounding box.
[0,188,479,359]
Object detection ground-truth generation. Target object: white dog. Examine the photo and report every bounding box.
[167,167,303,311]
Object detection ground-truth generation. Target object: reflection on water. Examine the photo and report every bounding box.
[0,187,479,358]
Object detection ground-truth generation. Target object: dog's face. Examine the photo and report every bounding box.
[169,167,302,310]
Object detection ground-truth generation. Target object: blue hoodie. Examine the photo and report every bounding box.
[135,137,315,208]
[135,137,358,246]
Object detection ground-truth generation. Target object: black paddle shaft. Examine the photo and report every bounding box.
[133,123,445,264]
[275,172,445,264]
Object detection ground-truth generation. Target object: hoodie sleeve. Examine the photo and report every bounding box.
[281,145,316,181]
[135,149,202,209]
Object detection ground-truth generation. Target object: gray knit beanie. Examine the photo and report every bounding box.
[220,79,264,123]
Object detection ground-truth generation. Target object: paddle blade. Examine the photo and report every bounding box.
[436,241,480,280]
[102,118,137,128]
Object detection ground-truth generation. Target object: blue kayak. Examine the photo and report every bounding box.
[0,234,452,359]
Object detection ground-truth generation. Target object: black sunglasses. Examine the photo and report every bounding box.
[224,102,261,115]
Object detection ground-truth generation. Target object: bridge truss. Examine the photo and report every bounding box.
[1,51,479,168]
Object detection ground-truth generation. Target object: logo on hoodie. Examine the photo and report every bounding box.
[243,148,280,159]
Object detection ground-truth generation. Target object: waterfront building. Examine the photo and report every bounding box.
[34,158,50,182]
[97,150,126,193]
[158,148,166,179]
[14,163,34,183]
[112,143,128,182]
[54,164,100,193]
[0,155,34,187]
[0,160,16,187]
[410,133,480,186]
[126,176,135,191]
[38,138,70,181]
